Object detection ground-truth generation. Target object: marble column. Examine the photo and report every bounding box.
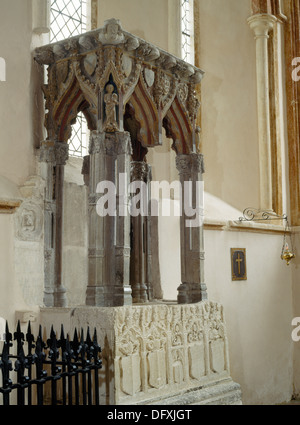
[176,153,207,304]
[86,131,132,307]
[248,13,277,211]
[130,161,152,303]
[39,140,69,307]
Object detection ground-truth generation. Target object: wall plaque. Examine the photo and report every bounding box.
[231,248,247,281]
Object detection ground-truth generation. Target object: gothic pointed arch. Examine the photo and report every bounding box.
[124,102,148,162]
[127,75,160,148]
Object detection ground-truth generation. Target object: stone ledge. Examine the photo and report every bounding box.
[139,378,242,405]
[204,218,288,235]
[0,199,22,214]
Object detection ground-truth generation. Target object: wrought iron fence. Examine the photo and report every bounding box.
[0,321,102,405]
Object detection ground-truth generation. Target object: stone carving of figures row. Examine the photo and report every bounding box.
[114,301,228,400]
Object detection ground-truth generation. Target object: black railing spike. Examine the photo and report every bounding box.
[5,321,12,345]
[26,321,35,353]
[0,321,102,405]
[60,324,65,340]
[59,324,67,352]
[50,325,56,339]
[86,327,92,345]
[73,327,78,342]
[93,328,98,344]
[14,320,24,344]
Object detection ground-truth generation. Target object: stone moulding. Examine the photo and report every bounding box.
[0,199,22,214]
[40,301,242,405]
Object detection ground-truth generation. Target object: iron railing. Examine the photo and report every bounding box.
[0,321,102,405]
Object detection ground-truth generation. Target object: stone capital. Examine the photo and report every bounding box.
[130,161,150,181]
[176,153,205,176]
[89,131,132,156]
[54,142,69,165]
[191,153,205,174]
[247,14,277,39]
[39,140,69,165]
[176,155,191,175]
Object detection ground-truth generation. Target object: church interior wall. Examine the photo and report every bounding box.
[197,0,261,212]
[0,0,298,406]
[205,225,294,404]
[292,229,300,396]
[0,0,36,188]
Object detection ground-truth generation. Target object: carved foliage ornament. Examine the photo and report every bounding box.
[39,141,69,165]
[89,131,132,156]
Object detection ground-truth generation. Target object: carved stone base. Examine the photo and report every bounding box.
[40,301,242,405]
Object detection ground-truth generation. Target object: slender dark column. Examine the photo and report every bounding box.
[176,153,207,304]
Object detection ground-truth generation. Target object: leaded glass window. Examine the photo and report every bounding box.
[68,111,88,157]
[50,0,88,157]
[50,0,87,42]
[181,0,194,65]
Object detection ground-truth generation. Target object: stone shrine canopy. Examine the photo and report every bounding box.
[34,18,204,156]
[33,19,206,308]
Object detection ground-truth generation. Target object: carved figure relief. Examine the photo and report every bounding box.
[104,84,119,132]
[15,201,43,242]
[114,302,229,402]
[98,18,125,45]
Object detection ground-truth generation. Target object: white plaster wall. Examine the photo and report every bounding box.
[198,0,260,212]
[0,214,39,326]
[0,0,37,186]
[157,199,181,301]
[292,230,300,396]
[0,0,44,327]
[205,228,294,405]
[97,0,172,52]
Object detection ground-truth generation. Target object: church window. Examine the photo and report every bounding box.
[181,0,194,65]
[50,0,87,42]
[49,0,89,157]
[68,111,88,157]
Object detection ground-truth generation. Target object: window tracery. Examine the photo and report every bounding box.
[181,0,194,65]
[50,0,88,157]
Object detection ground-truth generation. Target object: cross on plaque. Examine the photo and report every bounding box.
[231,248,247,281]
[236,253,243,275]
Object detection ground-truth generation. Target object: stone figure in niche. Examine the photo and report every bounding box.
[104,84,119,132]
